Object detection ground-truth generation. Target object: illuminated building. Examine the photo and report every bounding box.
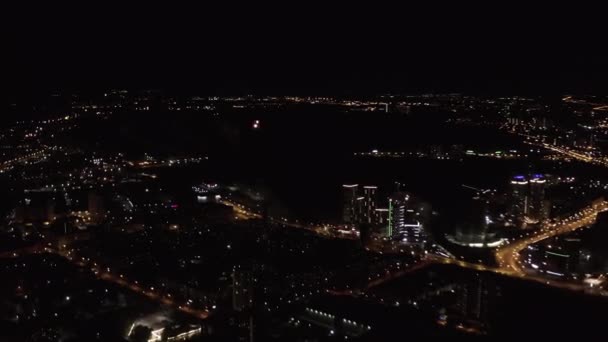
[299,297,372,338]
[374,208,390,237]
[523,235,590,278]
[193,182,221,203]
[342,184,359,223]
[528,175,547,223]
[232,264,255,312]
[15,192,58,225]
[362,186,378,224]
[388,193,408,238]
[389,192,427,246]
[446,191,507,248]
[509,174,549,226]
[354,196,365,224]
[509,175,528,227]
[127,314,203,342]
[455,273,499,332]
[472,191,491,231]
[543,249,575,278]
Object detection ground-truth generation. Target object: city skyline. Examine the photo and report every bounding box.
[3,10,608,341]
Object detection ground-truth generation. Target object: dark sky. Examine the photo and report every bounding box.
[7,7,607,96]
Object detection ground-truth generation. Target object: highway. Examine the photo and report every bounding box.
[225,198,608,294]
[539,142,603,166]
[329,200,608,296]
[220,199,357,240]
[519,133,608,168]
[0,148,51,173]
[3,198,606,316]
[59,247,210,319]
[429,255,607,294]
[0,234,210,320]
[495,200,608,276]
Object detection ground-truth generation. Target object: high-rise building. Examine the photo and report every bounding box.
[528,175,546,223]
[509,175,528,226]
[472,191,491,231]
[389,192,426,246]
[388,193,408,238]
[455,273,499,332]
[509,174,549,227]
[374,208,390,237]
[342,184,359,223]
[354,196,365,224]
[362,186,378,224]
[232,264,255,312]
[15,193,57,225]
[88,191,106,223]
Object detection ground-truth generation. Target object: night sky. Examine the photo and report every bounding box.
[7,7,607,96]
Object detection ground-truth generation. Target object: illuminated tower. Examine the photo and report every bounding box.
[354,196,365,224]
[389,193,409,238]
[528,175,546,223]
[374,208,390,236]
[362,186,377,224]
[232,264,255,312]
[389,192,426,246]
[510,175,528,226]
[456,273,499,331]
[342,184,359,223]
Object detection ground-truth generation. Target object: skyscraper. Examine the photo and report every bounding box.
[342,184,359,223]
[510,175,528,226]
[362,186,377,224]
[388,193,408,238]
[456,273,499,332]
[354,196,365,224]
[374,208,390,236]
[389,192,426,246]
[472,191,491,232]
[528,175,546,223]
[232,264,255,312]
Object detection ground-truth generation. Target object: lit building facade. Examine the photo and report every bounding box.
[509,174,549,227]
[510,175,528,226]
[528,175,547,223]
[232,264,255,312]
[354,196,365,224]
[342,184,359,223]
[374,208,390,236]
[362,186,378,225]
[389,192,426,246]
[455,273,499,332]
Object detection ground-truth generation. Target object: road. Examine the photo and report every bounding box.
[518,132,608,168]
[495,200,608,276]
[428,255,607,294]
[327,259,432,296]
[220,199,357,239]
[338,200,608,295]
[0,148,51,173]
[538,142,602,166]
[0,233,210,320]
[225,198,608,295]
[59,248,210,319]
[3,198,606,313]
